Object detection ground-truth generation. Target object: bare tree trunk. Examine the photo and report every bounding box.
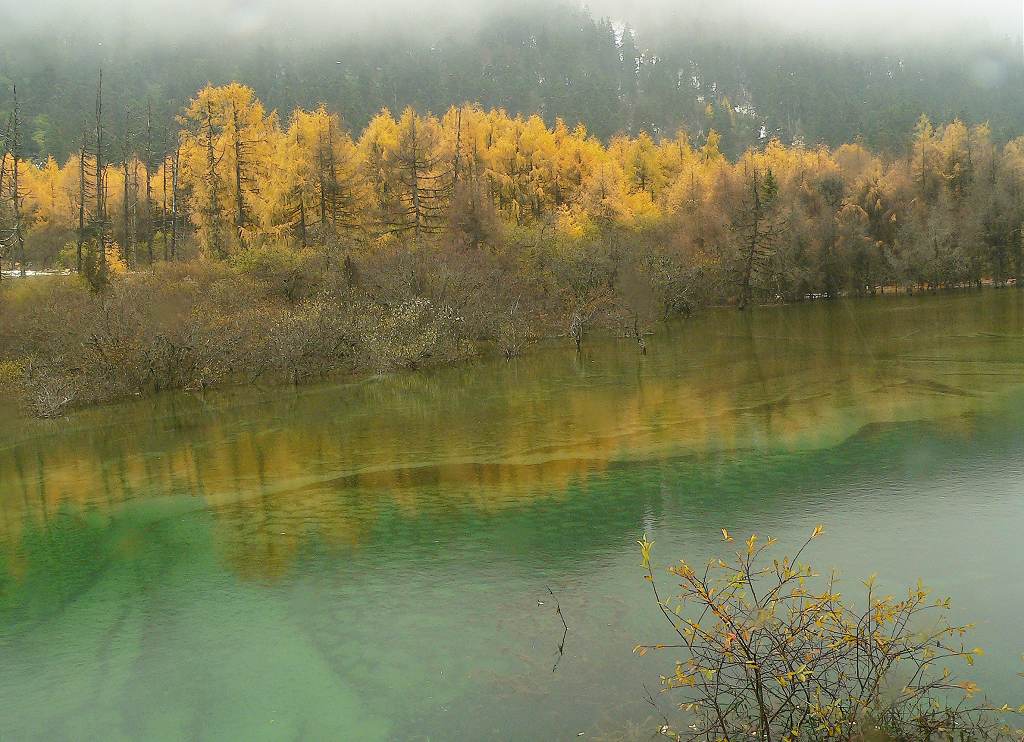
[1016,224,1024,288]
[318,147,327,234]
[0,115,8,280]
[95,70,107,279]
[231,104,245,243]
[318,123,331,239]
[77,130,87,273]
[453,106,462,187]
[171,141,180,260]
[327,126,338,232]
[410,115,421,243]
[122,108,133,267]
[570,311,583,354]
[161,149,169,261]
[738,167,761,311]
[633,313,647,355]
[11,85,25,277]
[145,102,154,265]
[205,102,223,258]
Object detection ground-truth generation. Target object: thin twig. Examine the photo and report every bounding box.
[546,585,569,673]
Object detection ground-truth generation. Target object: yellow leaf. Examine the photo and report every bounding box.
[637,535,654,569]
[721,528,733,542]
[958,681,980,698]
[811,524,824,539]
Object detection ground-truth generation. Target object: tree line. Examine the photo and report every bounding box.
[3,80,1024,415]
[3,81,1024,303]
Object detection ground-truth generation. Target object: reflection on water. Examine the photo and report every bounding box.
[2,292,1024,740]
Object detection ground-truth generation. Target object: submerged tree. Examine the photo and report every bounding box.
[730,160,784,309]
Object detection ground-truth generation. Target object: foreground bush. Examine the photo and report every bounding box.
[636,528,1023,741]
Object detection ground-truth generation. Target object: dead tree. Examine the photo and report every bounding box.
[202,101,224,258]
[92,70,109,281]
[12,88,25,276]
[297,194,308,248]
[121,107,138,266]
[161,146,169,261]
[734,165,782,310]
[77,128,90,273]
[0,85,26,277]
[0,114,10,280]
[143,102,155,264]
[231,104,246,238]
[170,139,181,260]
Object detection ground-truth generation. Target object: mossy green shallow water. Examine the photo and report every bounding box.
[3,291,1024,740]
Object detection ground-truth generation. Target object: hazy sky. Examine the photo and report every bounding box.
[2,0,1021,45]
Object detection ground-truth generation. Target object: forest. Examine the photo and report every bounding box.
[2,74,1023,415]
[3,79,1024,293]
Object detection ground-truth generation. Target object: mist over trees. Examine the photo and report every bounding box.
[1,2,1021,162]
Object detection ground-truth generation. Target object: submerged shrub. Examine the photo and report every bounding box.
[360,297,469,372]
[0,259,486,415]
[636,527,1023,741]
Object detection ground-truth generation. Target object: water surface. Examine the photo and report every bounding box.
[3,291,1024,740]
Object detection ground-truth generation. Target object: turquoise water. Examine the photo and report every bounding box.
[2,291,1024,740]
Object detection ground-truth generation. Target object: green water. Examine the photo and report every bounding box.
[3,291,1024,740]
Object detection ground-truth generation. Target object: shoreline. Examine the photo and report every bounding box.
[3,278,1015,420]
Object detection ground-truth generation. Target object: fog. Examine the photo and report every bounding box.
[1,0,1020,48]
[591,0,1020,42]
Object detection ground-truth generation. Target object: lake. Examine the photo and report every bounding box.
[2,291,1024,740]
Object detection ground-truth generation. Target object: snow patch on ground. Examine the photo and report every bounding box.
[1,269,71,278]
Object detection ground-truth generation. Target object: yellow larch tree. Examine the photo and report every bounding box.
[179,83,278,257]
